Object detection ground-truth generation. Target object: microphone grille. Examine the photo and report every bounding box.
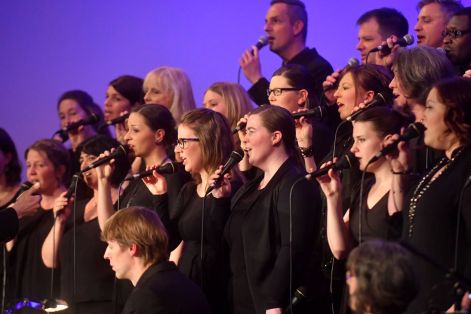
[404,34,414,45]
[346,57,359,68]
[258,36,268,46]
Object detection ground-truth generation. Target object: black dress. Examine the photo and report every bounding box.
[403,146,471,314]
[171,181,236,314]
[225,158,323,314]
[58,198,116,314]
[6,208,60,312]
[349,178,402,244]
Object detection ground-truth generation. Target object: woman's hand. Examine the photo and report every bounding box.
[294,109,313,149]
[53,191,72,223]
[115,111,129,145]
[94,150,115,182]
[142,165,168,195]
[384,132,411,173]
[316,160,342,198]
[208,165,232,198]
[322,69,341,104]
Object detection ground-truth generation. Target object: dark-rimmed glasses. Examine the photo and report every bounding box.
[442,29,471,39]
[176,138,199,149]
[266,88,300,96]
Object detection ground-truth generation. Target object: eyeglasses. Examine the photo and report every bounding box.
[266,88,300,96]
[442,29,471,39]
[176,138,199,149]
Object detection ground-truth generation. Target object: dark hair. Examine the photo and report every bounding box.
[417,0,463,19]
[57,90,111,137]
[341,64,394,106]
[131,104,177,149]
[347,240,417,314]
[394,46,457,105]
[0,128,21,186]
[432,77,471,144]
[25,139,70,186]
[272,64,318,108]
[102,206,168,265]
[77,135,130,187]
[357,8,409,39]
[353,107,408,138]
[109,75,144,107]
[249,105,297,158]
[180,108,234,179]
[270,0,308,42]
[453,6,471,20]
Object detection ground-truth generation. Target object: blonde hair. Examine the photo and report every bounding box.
[101,206,168,266]
[144,66,196,123]
[205,82,254,129]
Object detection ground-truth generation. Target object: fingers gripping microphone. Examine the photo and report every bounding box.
[80,145,129,173]
[291,106,327,120]
[306,152,357,180]
[324,57,359,92]
[54,114,101,142]
[105,113,130,126]
[368,122,426,163]
[253,36,268,53]
[205,150,244,196]
[124,162,177,181]
[346,92,387,121]
[232,107,328,134]
[370,34,415,54]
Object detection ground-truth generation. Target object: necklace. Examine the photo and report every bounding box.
[408,148,464,238]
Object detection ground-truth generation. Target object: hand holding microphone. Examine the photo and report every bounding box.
[142,164,170,196]
[11,182,41,219]
[206,150,244,196]
[239,36,268,84]
[369,34,414,66]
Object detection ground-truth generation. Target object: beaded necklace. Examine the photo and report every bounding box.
[408,147,464,238]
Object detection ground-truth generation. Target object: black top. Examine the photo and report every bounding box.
[349,178,402,244]
[59,197,115,306]
[6,208,59,305]
[248,47,333,106]
[0,207,19,242]
[122,261,210,314]
[171,181,238,313]
[225,158,322,313]
[118,163,190,251]
[403,146,471,314]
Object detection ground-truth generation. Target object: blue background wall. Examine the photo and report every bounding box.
[1,0,470,177]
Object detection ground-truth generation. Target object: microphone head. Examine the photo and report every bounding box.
[402,122,426,140]
[346,57,359,68]
[347,92,386,121]
[157,162,177,175]
[230,149,245,163]
[335,152,358,171]
[403,34,415,46]
[255,36,268,50]
[86,113,100,124]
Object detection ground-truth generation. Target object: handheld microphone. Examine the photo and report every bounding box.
[370,34,414,54]
[285,287,307,313]
[232,122,247,135]
[306,152,357,180]
[346,93,387,121]
[80,145,129,173]
[252,36,268,53]
[205,150,244,196]
[63,114,100,133]
[105,113,130,126]
[324,57,359,92]
[291,106,327,120]
[368,122,425,163]
[124,162,177,181]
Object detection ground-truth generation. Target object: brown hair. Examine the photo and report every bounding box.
[25,139,70,186]
[432,77,471,145]
[353,107,408,139]
[340,64,394,107]
[180,108,234,182]
[101,206,168,266]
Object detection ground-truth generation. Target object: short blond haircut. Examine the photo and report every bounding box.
[102,207,168,266]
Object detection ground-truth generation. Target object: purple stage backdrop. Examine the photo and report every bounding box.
[1,0,470,179]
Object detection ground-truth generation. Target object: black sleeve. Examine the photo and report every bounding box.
[248,78,270,106]
[122,289,168,314]
[264,176,322,309]
[0,207,19,242]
